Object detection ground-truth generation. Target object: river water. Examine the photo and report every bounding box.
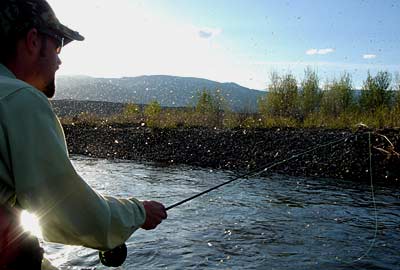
[42,156,400,270]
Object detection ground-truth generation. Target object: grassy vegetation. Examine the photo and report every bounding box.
[60,69,400,129]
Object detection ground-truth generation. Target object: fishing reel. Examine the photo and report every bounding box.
[99,244,127,267]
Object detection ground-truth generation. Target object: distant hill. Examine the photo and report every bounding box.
[54,75,266,112]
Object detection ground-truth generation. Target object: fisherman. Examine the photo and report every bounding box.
[0,0,167,269]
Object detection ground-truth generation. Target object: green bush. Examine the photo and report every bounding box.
[300,68,322,117]
[394,72,400,110]
[260,116,299,128]
[321,72,355,116]
[193,89,227,128]
[359,71,392,112]
[262,71,299,118]
[144,101,162,127]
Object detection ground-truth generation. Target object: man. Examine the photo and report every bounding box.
[0,0,167,269]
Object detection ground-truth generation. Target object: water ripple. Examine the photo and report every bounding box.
[41,156,400,270]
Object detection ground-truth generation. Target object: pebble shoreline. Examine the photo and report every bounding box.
[63,124,400,185]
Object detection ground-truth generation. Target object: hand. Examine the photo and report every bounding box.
[141,201,167,230]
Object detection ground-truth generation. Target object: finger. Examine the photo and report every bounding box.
[155,202,166,210]
[150,220,161,229]
[159,210,167,219]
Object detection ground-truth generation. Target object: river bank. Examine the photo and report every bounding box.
[63,124,400,185]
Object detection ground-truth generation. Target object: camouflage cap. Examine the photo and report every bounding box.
[0,0,84,45]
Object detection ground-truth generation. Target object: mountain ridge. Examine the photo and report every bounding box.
[55,75,266,112]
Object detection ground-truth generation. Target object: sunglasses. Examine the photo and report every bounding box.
[38,29,64,54]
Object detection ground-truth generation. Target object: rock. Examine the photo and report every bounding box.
[63,124,400,185]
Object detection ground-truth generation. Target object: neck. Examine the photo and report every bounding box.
[6,61,29,80]
[5,59,42,90]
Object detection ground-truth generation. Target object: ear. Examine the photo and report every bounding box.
[23,28,42,56]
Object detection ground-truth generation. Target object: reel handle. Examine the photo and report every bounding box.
[99,243,127,267]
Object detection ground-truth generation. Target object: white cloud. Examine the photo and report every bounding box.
[363,54,377,59]
[306,49,318,55]
[197,27,222,39]
[306,48,335,55]
[318,48,335,54]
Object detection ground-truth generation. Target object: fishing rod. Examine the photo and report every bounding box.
[99,134,354,267]
[165,136,351,210]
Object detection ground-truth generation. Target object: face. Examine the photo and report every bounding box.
[34,33,62,98]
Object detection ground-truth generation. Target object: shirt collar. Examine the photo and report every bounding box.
[0,64,17,79]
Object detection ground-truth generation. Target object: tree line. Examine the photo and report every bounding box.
[61,69,400,129]
[258,69,400,128]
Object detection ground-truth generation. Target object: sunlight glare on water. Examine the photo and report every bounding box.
[42,156,400,270]
[20,210,42,239]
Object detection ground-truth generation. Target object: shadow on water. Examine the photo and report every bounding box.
[44,156,400,270]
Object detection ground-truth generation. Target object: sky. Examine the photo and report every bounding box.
[47,0,400,90]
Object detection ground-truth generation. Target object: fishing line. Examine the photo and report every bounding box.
[100,132,381,267]
[336,131,379,264]
[166,132,380,264]
[166,134,354,210]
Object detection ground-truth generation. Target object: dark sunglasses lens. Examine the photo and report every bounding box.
[41,31,64,54]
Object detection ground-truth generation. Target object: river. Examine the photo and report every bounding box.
[42,156,400,270]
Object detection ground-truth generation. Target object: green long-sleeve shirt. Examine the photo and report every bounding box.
[0,63,146,251]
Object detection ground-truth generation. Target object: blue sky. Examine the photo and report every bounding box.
[49,0,400,90]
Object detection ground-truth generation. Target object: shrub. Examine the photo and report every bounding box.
[300,68,321,117]
[262,71,299,118]
[321,72,355,116]
[144,101,162,127]
[359,71,392,112]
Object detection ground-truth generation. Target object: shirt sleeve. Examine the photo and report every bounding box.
[1,87,146,250]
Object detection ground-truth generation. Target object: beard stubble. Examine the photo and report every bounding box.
[43,78,55,98]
